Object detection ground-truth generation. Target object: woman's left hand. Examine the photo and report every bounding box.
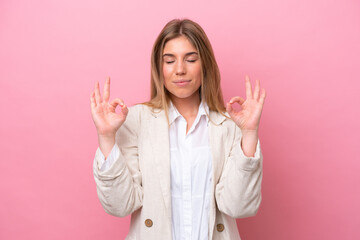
[226,75,266,133]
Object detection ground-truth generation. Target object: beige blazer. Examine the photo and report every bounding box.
[93,104,263,240]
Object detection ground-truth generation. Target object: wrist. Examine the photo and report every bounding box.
[98,134,116,160]
[240,131,258,158]
[98,133,116,140]
[98,134,115,146]
[241,129,258,137]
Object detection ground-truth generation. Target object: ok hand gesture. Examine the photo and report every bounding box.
[226,75,266,134]
[90,77,128,137]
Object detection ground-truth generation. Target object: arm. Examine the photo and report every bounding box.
[93,105,143,217]
[218,75,265,218]
[215,124,263,218]
[240,130,259,157]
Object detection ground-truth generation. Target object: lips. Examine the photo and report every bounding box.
[173,79,191,87]
[173,79,191,83]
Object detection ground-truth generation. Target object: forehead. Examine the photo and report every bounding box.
[163,35,197,55]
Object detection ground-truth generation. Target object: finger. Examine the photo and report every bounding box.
[110,98,129,117]
[120,104,129,116]
[229,96,245,105]
[259,88,266,105]
[253,79,260,100]
[109,98,125,110]
[94,81,102,105]
[226,102,235,116]
[245,75,253,99]
[90,91,97,110]
[103,77,110,103]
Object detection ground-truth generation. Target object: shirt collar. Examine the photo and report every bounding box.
[168,100,210,125]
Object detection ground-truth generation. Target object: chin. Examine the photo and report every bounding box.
[169,89,200,100]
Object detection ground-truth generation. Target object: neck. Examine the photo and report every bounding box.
[170,92,200,119]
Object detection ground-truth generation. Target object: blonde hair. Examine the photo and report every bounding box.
[143,18,226,123]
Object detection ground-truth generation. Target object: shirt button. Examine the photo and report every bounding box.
[145,219,153,227]
[217,223,225,232]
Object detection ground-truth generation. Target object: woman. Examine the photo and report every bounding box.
[90,18,266,240]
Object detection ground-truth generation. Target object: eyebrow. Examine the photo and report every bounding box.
[162,52,198,58]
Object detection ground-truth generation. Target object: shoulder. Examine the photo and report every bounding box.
[222,112,236,128]
[128,103,151,116]
[209,110,233,126]
[223,112,241,132]
[124,103,161,126]
[117,104,152,137]
[209,110,240,136]
[127,103,146,113]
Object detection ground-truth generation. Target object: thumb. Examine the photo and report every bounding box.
[226,102,235,117]
[120,104,128,116]
[109,98,128,116]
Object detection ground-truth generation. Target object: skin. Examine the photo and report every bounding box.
[90,78,128,158]
[90,36,266,158]
[226,76,266,157]
[162,35,202,133]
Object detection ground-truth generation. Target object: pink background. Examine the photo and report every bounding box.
[1,0,359,239]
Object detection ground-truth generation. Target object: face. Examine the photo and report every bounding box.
[162,35,202,102]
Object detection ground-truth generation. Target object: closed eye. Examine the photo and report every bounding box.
[165,60,197,64]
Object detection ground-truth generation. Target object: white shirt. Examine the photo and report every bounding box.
[98,101,212,240]
[168,101,212,240]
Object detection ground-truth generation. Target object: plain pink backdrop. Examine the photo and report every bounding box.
[1,0,359,239]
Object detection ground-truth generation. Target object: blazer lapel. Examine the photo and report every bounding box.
[148,109,172,221]
[208,110,227,240]
[208,111,228,186]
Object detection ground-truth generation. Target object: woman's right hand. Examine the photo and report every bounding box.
[90,77,128,138]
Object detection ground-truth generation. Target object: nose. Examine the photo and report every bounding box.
[175,61,186,75]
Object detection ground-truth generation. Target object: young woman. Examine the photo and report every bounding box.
[90,18,266,240]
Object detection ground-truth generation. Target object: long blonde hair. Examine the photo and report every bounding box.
[143,18,226,122]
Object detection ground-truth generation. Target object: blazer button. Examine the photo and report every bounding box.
[217,223,224,232]
[145,219,153,227]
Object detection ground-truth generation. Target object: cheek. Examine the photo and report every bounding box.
[162,65,172,79]
[194,64,202,80]
[162,66,171,89]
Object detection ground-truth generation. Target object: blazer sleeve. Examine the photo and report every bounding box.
[93,105,143,218]
[215,123,263,219]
